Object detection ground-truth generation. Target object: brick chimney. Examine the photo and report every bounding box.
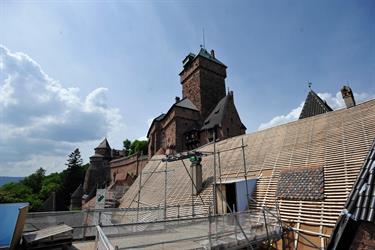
[341,85,356,108]
[210,49,215,58]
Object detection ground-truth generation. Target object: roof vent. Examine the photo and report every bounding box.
[175,96,181,103]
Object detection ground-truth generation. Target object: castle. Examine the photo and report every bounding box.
[147,48,246,157]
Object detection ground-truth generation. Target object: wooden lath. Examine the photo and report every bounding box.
[120,99,375,249]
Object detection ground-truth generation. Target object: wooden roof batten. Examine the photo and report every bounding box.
[120,98,375,249]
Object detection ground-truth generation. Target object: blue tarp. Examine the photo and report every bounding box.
[235,179,257,212]
[0,203,29,248]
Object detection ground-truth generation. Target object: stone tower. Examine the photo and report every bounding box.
[179,48,227,120]
[83,138,112,195]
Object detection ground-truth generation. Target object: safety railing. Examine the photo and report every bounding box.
[24,204,207,240]
[95,225,118,250]
[97,209,282,249]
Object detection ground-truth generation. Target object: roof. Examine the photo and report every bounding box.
[90,153,104,158]
[299,90,333,119]
[154,113,166,121]
[201,93,246,130]
[95,138,111,149]
[327,138,375,249]
[147,98,199,137]
[121,98,375,248]
[175,98,199,111]
[348,139,375,221]
[195,48,226,67]
[201,95,228,130]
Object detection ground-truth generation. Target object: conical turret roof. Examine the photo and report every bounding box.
[95,138,111,149]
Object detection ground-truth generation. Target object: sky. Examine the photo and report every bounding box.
[0,0,374,176]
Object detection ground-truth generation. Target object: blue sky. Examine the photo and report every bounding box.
[1,0,374,176]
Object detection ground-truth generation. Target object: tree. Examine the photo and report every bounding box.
[130,140,148,156]
[22,167,46,194]
[123,139,131,155]
[40,172,62,200]
[66,148,83,169]
[59,148,85,210]
[123,139,148,156]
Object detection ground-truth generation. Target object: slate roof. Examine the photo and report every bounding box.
[348,139,375,221]
[201,95,229,130]
[147,98,199,137]
[195,48,226,67]
[327,138,375,249]
[96,138,111,149]
[299,90,333,119]
[121,98,375,249]
[154,113,166,121]
[175,98,199,111]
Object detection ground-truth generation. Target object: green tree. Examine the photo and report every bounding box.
[123,139,131,155]
[22,167,46,194]
[59,148,85,210]
[40,172,62,200]
[129,140,148,156]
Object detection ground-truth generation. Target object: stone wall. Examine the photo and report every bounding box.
[180,56,226,119]
[110,153,148,183]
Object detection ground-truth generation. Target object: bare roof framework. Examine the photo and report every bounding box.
[121,99,375,249]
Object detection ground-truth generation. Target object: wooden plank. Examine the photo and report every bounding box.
[23,224,73,243]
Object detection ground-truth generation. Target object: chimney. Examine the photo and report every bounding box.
[210,49,215,58]
[175,96,181,103]
[190,156,202,195]
[341,85,356,108]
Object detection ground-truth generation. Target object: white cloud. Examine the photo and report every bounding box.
[0,45,125,176]
[258,91,375,131]
[258,102,304,131]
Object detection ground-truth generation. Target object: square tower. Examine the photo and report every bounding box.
[179,48,227,120]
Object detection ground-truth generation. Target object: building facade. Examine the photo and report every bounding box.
[147,48,246,157]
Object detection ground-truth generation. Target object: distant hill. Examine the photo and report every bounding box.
[0,176,24,187]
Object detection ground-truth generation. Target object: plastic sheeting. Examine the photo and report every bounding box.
[0,203,29,249]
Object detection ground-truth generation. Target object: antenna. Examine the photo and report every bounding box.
[202,28,206,49]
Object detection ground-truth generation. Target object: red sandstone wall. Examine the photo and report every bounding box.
[110,154,148,183]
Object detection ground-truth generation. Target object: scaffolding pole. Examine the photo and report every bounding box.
[241,138,250,205]
[136,169,142,221]
[164,159,168,220]
[212,131,217,215]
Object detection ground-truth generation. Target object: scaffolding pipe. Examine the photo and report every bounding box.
[215,185,254,250]
[126,160,162,210]
[136,168,142,221]
[208,206,212,249]
[164,159,168,220]
[180,160,206,206]
[213,131,217,215]
[241,138,250,204]
[263,207,270,250]
[218,152,224,214]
